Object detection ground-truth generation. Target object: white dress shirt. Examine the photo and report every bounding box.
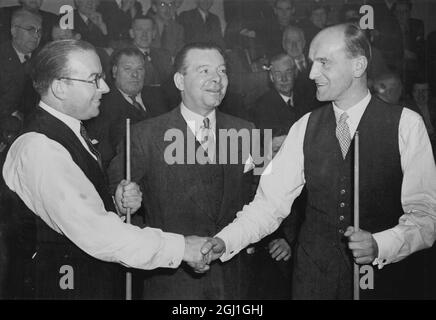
[216,92,436,269]
[180,102,216,143]
[2,101,185,270]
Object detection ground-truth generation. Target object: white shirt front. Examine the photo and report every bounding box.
[180,102,216,143]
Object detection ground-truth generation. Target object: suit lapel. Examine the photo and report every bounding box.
[153,107,217,221]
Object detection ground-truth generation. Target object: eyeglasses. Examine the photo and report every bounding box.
[14,25,42,36]
[157,1,174,8]
[58,73,106,89]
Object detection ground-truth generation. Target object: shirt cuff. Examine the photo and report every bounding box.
[216,230,240,262]
[159,232,185,268]
[372,229,401,269]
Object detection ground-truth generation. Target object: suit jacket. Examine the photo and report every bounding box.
[0,41,39,121]
[85,86,168,167]
[107,107,254,299]
[150,17,184,58]
[98,0,142,47]
[73,10,108,47]
[178,9,225,49]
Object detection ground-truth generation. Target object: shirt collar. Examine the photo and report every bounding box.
[180,102,216,138]
[39,100,82,139]
[12,45,29,63]
[332,91,371,136]
[79,12,89,23]
[198,8,208,21]
[279,92,293,105]
[118,88,145,108]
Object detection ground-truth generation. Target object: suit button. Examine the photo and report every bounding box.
[339,215,345,221]
[340,202,345,208]
[339,229,344,234]
[340,189,346,195]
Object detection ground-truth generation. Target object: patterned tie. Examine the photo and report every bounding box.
[80,123,103,169]
[199,117,215,160]
[336,112,351,159]
[129,95,146,113]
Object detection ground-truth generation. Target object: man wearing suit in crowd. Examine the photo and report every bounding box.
[282,25,322,114]
[98,0,143,49]
[148,0,184,58]
[177,0,225,49]
[2,39,210,299]
[74,0,108,48]
[5,0,57,46]
[203,23,436,300]
[86,47,169,168]
[298,2,329,47]
[0,9,41,122]
[130,16,173,86]
[108,42,255,299]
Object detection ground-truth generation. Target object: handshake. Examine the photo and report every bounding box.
[183,236,227,273]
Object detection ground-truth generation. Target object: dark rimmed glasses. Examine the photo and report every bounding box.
[58,73,106,89]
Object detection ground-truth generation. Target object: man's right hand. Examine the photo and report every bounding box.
[183,236,211,273]
[201,237,226,264]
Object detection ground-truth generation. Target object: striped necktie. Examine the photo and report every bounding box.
[80,123,103,169]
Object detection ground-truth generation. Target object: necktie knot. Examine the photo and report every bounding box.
[336,112,351,159]
[129,95,145,113]
[202,117,210,129]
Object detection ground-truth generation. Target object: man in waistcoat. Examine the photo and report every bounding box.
[202,23,436,299]
[2,39,212,299]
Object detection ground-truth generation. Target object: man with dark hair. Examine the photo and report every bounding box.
[2,39,210,299]
[299,2,329,46]
[108,42,255,299]
[129,15,173,86]
[202,23,436,300]
[0,9,41,122]
[86,47,168,168]
[177,0,225,49]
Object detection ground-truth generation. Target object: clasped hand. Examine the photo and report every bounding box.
[114,179,142,215]
[183,236,226,273]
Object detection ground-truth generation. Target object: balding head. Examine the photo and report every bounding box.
[11,9,42,54]
[308,24,370,108]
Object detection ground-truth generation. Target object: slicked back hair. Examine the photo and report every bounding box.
[31,39,97,96]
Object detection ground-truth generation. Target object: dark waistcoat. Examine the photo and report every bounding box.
[18,107,122,299]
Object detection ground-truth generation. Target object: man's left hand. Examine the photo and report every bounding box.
[115,179,142,215]
[345,226,379,264]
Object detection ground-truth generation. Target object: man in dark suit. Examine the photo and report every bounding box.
[73,0,108,47]
[108,42,255,299]
[0,9,41,122]
[129,16,173,86]
[4,0,57,46]
[148,0,184,58]
[86,47,169,168]
[97,0,143,49]
[178,0,225,49]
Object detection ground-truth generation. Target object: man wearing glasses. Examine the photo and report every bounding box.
[0,8,41,123]
[2,40,211,299]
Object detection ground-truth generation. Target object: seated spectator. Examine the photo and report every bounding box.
[98,0,143,49]
[129,16,173,86]
[85,47,168,167]
[282,25,321,113]
[0,9,41,122]
[265,0,297,58]
[394,0,425,93]
[177,0,225,49]
[372,71,404,105]
[5,0,57,46]
[148,0,184,57]
[50,22,111,79]
[73,0,109,47]
[338,3,361,23]
[299,1,329,46]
